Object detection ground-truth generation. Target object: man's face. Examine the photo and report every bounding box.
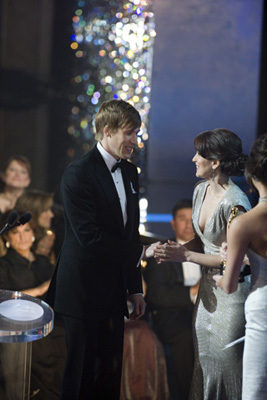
[171,207,194,242]
[104,125,139,160]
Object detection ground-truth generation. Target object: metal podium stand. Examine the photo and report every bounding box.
[0,289,54,400]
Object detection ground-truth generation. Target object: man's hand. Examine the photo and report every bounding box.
[129,294,146,320]
[144,241,161,259]
[153,241,189,264]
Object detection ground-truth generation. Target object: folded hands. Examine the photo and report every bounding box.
[147,240,190,264]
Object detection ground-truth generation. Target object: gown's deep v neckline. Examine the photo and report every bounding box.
[198,181,233,234]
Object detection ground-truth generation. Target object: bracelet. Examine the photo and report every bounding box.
[220,260,226,275]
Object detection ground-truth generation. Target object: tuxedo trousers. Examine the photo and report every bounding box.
[59,312,125,400]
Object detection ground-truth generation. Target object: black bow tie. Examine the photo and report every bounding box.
[111,161,122,173]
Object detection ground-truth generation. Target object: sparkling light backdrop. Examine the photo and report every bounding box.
[68,0,156,198]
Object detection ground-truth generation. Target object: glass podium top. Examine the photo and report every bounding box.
[0,290,54,343]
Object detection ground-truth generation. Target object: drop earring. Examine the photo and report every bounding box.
[212,169,215,182]
[6,241,10,248]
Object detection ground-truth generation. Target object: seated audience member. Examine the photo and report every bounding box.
[0,156,32,257]
[0,210,53,297]
[0,155,31,213]
[120,318,169,400]
[0,211,54,398]
[0,210,66,400]
[142,199,201,400]
[16,189,57,264]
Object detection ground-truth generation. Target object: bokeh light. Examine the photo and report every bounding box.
[68,0,156,187]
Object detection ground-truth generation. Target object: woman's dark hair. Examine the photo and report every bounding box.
[172,199,192,218]
[15,190,54,223]
[245,133,267,188]
[194,128,247,177]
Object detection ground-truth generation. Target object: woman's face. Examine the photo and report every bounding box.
[192,152,214,180]
[38,208,54,229]
[2,160,31,189]
[6,223,33,255]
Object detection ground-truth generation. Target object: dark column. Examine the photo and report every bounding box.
[257,0,267,137]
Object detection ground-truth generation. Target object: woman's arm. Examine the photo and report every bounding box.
[154,205,249,269]
[180,234,223,267]
[154,240,222,268]
[154,234,222,267]
[21,280,51,298]
[0,195,12,213]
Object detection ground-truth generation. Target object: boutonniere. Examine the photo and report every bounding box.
[130,181,137,194]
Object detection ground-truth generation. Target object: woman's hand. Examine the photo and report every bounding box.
[0,195,12,213]
[213,274,223,286]
[22,280,51,298]
[153,240,190,263]
[220,242,227,262]
[35,231,55,257]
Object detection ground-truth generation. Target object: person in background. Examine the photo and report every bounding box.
[120,317,170,400]
[143,199,201,400]
[0,208,66,400]
[154,129,251,400]
[0,155,31,213]
[0,211,55,399]
[0,210,53,297]
[16,189,57,265]
[214,133,267,399]
[46,99,156,400]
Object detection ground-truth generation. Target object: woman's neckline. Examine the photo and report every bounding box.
[197,180,234,233]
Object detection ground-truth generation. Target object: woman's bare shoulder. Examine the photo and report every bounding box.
[231,205,267,236]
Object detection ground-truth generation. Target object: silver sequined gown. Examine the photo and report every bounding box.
[190,180,251,400]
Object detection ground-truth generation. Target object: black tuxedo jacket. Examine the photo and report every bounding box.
[47,145,143,320]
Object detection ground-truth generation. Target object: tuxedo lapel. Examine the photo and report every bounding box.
[121,164,138,238]
[92,147,125,233]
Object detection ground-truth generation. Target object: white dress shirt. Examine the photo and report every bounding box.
[97,142,127,226]
[97,142,144,269]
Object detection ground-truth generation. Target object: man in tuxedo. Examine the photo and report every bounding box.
[47,100,151,400]
[143,199,201,400]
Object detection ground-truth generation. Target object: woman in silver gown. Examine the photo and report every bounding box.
[154,128,251,400]
[214,133,267,399]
